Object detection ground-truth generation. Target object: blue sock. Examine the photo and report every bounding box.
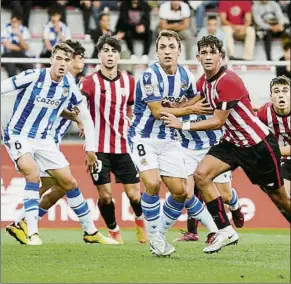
[186,195,218,233]
[38,207,48,219]
[24,182,40,236]
[65,188,96,234]
[186,196,204,217]
[141,192,160,235]
[160,195,184,234]
[229,188,239,210]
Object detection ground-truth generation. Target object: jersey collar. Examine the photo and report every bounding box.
[206,65,227,83]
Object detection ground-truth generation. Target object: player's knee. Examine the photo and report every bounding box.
[221,190,232,204]
[172,190,188,203]
[99,195,112,204]
[25,171,40,184]
[194,169,210,188]
[143,180,161,195]
[127,192,140,204]
[60,176,78,191]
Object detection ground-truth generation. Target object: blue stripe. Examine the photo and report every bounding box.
[12,69,46,135]
[65,188,81,199]
[178,65,189,97]
[28,81,58,138]
[73,203,89,216]
[25,182,40,191]
[54,119,72,144]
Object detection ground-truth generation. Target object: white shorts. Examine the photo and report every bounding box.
[130,137,187,179]
[4,135,69,175]
[183,147,232,183]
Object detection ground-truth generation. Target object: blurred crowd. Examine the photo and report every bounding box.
[1,0,291,78]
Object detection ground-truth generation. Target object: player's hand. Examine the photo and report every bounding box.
[161,112,183,129]
[189,98,213,115]
[85,151,97,172]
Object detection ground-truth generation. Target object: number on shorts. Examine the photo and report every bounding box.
[137,144,146,157]
[15,141,22,150]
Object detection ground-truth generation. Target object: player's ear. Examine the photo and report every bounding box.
[196,54,201,62]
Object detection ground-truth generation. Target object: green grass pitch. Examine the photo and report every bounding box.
[1,228,290,283]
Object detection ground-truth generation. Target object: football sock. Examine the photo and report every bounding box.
[187,217,198,234]
[206,196,231,230]
[130,199,143,218]
[23,182,40,237]
[141,192,160,235]
[186,196,218,233]
[38,207,48,220]
[228,188,239,211]
[65,188,97,234]
[97,199,117,230]
[159,195,184,235]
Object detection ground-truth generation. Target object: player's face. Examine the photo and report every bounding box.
[207,19,217,35]
[271,84,291,110]
[156,36,181,68]
[11,17,21,29]
[197,45,222,72]
[72,54,85,74]
[50,49,72,79]
[99,43,120,69]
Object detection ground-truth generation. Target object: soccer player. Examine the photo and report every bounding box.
[5,40,118,245]
[161,35,291,253]
[175,112,244,242]
[2,42,118,245]
[80,34,148,244]
[257,76,291,194]
[128,30,213,256]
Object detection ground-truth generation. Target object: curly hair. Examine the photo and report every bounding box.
[96,34,121,53]
[197,35,223,53]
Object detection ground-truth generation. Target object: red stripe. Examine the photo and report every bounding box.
[217,197,226,224]
[263,138,282,189]
[109,81,116,153]
[282,116,291,145]
[118,73,127,153]
[226,115,249,146]
[270,106,280,142]
[97,73,106,153]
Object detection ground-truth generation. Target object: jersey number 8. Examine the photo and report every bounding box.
[137,144,146,157]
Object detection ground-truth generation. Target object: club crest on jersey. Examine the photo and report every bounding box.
[144,84,154,96]
[62,87,69,97]
[140,158,148,166]
[181,80,187,90]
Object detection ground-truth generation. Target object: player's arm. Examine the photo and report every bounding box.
[161,108,231,130]
[60,108,79,122]
[1,70,37,94]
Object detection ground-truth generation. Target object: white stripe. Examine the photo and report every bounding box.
[225,118,249,146]
[92,74,101,150]
[113,79,122,153]
[266,105,274,132]
[122,73,130,153]
[103,80,111,153]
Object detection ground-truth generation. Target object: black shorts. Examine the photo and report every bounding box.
[207,133,284,191]
[281,159,291,181]
[90,153,139,186]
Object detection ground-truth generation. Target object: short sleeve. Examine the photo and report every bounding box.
[1,27,9,42]
[219,2,228,13]
[158,3,168,19]
[243,1,252,13]
[185,70,197,99]
[127,75,135,106]
[79,76,93,98]
[182,3,191,18]
[196,75,205,94]
[216,75,246,110]
[43,24,50,40]
[70,84,83,106]
[22,27,30,41]
[139,69,162,103]
[64,25,71,39]
[257,105,268,125]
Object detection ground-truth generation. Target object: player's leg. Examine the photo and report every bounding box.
[214,173,244,228]
[130,138,164,255]
[4,137,42,245]
[112,153,147,243]
[281,160,291,195]
[48,166,118,244]
[194,142,239,253]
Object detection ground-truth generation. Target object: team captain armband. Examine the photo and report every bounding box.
[216,100,239,110]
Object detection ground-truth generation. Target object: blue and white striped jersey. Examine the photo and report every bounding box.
[3,68,82,142]
[50,72,77,144]
[128,62,197,141]
[178,114,223,150]
[1,23,30,54]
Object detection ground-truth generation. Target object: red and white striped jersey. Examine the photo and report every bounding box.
[197,66,269,147]
[257,102,291,158]
[80,70,135,154]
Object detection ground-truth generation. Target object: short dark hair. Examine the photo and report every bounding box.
[207,15,217,21]
[155,30,181,50]
[270,75,290,92]
[96,34,121,53]
[48,6,62,17]
[11,11,23,22]
[62,39,85,57]
[283,41,291,51]
[98,12,109,22]
[197,35,223,52]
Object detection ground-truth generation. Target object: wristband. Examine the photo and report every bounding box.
[182,121,190,130]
